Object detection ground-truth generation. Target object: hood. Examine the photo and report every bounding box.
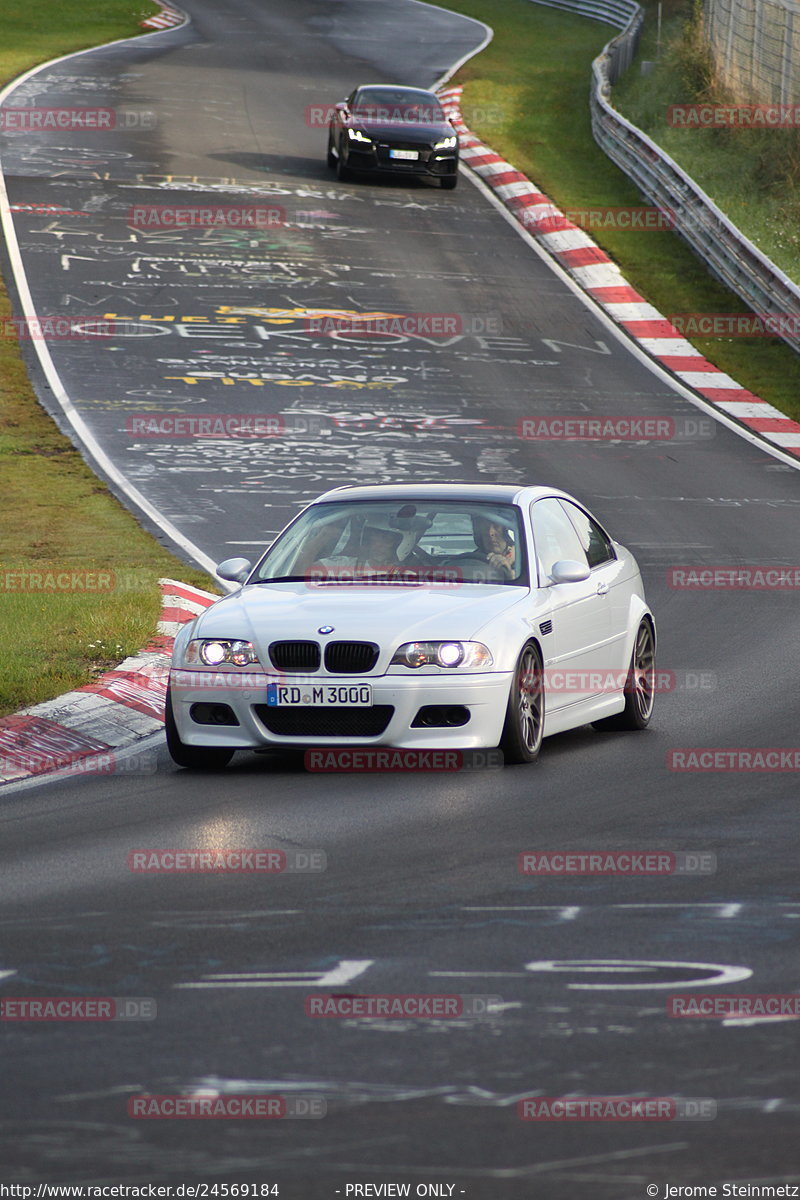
[191,582,528,662]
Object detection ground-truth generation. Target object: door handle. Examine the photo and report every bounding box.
[596,581,609,595]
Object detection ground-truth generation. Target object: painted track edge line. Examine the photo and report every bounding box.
[0,4,226,580]
[411,0,493,90]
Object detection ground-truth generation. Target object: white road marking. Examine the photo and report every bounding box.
[523,959,753,990]
[722,1016,800,1027]
[465,902,800,918]
[175,959,373,990]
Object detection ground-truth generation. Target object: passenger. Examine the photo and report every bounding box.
[473,516,517,579]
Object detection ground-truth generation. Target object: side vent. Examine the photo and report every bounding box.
[539,619,553,636]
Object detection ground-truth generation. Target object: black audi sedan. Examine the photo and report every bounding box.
[326,85,459,189]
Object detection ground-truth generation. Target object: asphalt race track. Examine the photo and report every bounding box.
[0,0,799,1194]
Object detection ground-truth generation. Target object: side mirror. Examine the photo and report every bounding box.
[549,559,591,584]
[216,557,252,584]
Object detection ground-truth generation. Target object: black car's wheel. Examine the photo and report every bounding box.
[592,618,656,732]
[164,686,234,770]
[500,642,544,764]
[336,146,351,181]
[440,174,458,190]
[326,131,336,169]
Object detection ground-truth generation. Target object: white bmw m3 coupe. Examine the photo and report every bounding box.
[166,482,656,769]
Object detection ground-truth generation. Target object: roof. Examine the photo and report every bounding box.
[312,482,567,505]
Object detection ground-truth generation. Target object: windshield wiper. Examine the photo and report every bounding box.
[249,575,307,584]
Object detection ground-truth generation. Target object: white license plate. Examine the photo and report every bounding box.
[266,683,372,707]
[389,149,419,160]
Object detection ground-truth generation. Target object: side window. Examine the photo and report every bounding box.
[559,501,616,568]
[530,498,589,584]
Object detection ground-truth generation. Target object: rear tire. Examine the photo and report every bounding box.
[592,618,655,732]
[500,642,544,764]
[165,686,234,770]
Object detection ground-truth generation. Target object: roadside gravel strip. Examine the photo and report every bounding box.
[439,85,800,459]
[0,581,214,788]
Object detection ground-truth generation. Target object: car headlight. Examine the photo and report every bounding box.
[434,135,457,150]
[347,128,373,144]
[390,641,493,669]
[183,639,259,667]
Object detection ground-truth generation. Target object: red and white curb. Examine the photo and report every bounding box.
[439,85,800,459]
[0,580,216,786]
[140,4,184,30]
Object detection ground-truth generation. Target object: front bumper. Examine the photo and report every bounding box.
[345,145,458,178]
[169,668,512,751]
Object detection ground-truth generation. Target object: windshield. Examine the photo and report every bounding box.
[252,500,528,586]
[352,89,446,125]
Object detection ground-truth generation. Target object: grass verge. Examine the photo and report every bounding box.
[0,0,218,718]
[442,0,800,422]
[614,0,800,284]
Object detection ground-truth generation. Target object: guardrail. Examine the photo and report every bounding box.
[529,0,800,354]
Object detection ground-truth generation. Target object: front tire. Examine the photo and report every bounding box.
[592,618,655,732]
[165,686,234,770]
[326,131,336,169]
[336,147,351,181]
[500,642,544,764]
[440,174,458,190]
